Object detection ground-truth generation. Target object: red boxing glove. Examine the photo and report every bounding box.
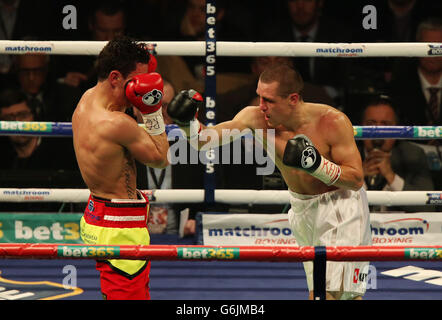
[125,72,165,135]
[125,72,163,114]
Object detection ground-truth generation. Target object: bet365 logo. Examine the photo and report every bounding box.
[415,127,441,138]
[177,247,239,260]
[14,221,79,241]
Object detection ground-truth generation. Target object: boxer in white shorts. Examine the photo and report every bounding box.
[167,63,372,299]
[288,188,372,299]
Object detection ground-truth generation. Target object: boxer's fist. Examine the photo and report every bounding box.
[167,89,203,126]
[283,134,341,186]
[125,72,163,114]
[283,135,321,172]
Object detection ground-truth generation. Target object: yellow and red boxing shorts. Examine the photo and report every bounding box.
[80,190,151,300]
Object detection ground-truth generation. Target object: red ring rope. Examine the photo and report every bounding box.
[0,244,441,261]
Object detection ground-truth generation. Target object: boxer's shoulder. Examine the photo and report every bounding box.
[235,106,264,129]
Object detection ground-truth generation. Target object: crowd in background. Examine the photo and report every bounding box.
[0,0,441,222]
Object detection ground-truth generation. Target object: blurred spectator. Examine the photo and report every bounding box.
[345,1,441,116]
[358,95,435,212]
[390,17,442,126]
[54,0,128,91]
[0,88,80,211]
[157,0,252,94]
[256,0,352,107]
[88,0,125,41]
[388,17,442,191]
[156,0,213,93]
[353,0,439,43]
[10,53,82,122]
[0,88,77,170]
[0,0,51,83]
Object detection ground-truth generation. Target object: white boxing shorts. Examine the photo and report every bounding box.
[287,188,372,299]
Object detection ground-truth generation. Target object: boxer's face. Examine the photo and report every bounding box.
[257,80,289,127]
[110,63,149,107]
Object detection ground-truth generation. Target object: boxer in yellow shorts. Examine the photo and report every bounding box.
[80,191,151,299]
[72,37,169,299]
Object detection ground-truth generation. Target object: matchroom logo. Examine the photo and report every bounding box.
[371,218,429,236]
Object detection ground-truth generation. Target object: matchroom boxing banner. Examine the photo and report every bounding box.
[201,212,442,246]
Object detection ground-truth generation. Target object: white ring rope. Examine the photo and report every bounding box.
[1,40,440,209]
[0,188,440,206]
[0,40,440,57]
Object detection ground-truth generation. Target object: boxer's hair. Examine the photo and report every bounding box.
[96,36,150,80]
[259,63,304,98]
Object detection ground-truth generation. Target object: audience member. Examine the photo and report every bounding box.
[54,0,128,91]
[9,53,82,122]
[256,0,352,107]
[353,0,438,43]
[0,88,80,211]
[327,1,439,124]
[388,17,442,190]
[0,0,52,85]
[157,0,252,94]
[359,96,435,212]
[0,88,75,169]
[389,17,442,126]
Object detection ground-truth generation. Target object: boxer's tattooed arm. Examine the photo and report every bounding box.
[123,148,137,199]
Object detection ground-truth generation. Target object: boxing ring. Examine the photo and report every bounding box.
[1,9,442,300]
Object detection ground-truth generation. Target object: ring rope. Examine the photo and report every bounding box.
[0,188,440,206]
[0,40,440,57]
[0,121,440,140]
[0,244,440,261]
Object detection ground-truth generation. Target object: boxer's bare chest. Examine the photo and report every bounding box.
[254,122,333,194]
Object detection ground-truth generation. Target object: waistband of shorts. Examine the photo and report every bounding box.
[288,188,345,200]
[84,190,149,228]
[90,190,148,206]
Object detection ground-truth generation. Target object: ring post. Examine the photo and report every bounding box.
[203,0,217,204]
[313,246,327,300]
